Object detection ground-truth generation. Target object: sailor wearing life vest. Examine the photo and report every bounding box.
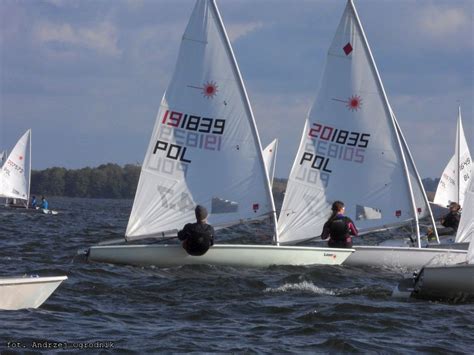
[321,201,358,248]
[178,205,215,256]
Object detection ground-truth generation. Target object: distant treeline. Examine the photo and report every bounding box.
[31,164,140,199]
[30,164,440,199]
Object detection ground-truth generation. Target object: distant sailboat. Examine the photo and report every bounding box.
[433,107,472,208]
[86,0,353,267]
[277,0,466,268]
[394,178,474,301]
[0,130,32,208]
[263,139,278,187]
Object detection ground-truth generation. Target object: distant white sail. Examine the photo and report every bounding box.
[277,0,429,244]
[434,107,472,208]
[126,0,275,240]
[263,139,278,187]
[455,177,474,244]
[0,130,31,203]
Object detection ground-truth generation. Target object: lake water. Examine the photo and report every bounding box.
[0,197,472,353]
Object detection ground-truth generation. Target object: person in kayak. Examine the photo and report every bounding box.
[178,205,215,256]
[30,195,37,208]
[321,201,358,248]
[41,196,49,210]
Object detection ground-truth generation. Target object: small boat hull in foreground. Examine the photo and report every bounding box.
[393,264,474,302]
[344,246,467,269]
[0,276,67,310]
[87,244,354,267]
[412,264,474,301]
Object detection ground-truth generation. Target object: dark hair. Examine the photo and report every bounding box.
[326,201,345,223]
[449,202,460,211]
[195,205,208,221]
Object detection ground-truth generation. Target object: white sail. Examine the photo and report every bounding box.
[0,130,31,203]
[434,107,472,207]
[263,139,278,187]
[277,0,428,244]
[455,177,474,244]
[126,0,275,241]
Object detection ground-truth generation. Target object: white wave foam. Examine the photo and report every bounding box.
[264,281,336,295]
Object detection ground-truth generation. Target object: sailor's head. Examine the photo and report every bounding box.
[195,205,208,222]
[331,200,345,214]
[448,202,460,211]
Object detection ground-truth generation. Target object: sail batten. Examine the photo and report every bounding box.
[125,0,275,241]
[277,0,429,245]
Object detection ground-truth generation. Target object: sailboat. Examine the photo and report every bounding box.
[433,107,472,209]
[394,178,474,301]
[277,0,467,269]
[0,276,67,310]
[0,130,32,208]
[424,109,472,248]
[86,0,353,267]
[263,139,278,187]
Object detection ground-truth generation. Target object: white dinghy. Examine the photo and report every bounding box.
[87,0,353,268]
[422,107,472,248]
[0,130,32,208]
[0,276,67,310]
[263,139,278,187]
[394,178,474,301]
[433,107,472,209]
[276,0,467,269]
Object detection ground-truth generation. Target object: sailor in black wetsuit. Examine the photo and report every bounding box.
[178,205,215,256]
[427,202,461,241]
[321,201,358,248]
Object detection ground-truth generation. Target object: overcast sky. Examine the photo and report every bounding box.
[0,0,472,179]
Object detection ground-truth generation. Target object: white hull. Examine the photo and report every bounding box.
[344,246,467,269]
[0,276,67,310]
[378,236,468,251]
[427,242,469,250]
[42,209,58,215]
[87,244,354,267]
[34,207,58,215]
[412,264,474,301]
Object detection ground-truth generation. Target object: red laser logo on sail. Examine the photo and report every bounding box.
[347,95,362,111]
[187,81,219,99]
[332,95,363,112]
[203,81,218,99]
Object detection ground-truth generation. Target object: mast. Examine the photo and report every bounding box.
[349,0,422,246]
[210,0,280,244]
[27,130,32,209]
[457,106,462,204]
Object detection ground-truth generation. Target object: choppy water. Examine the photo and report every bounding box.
[1,198,473,353]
